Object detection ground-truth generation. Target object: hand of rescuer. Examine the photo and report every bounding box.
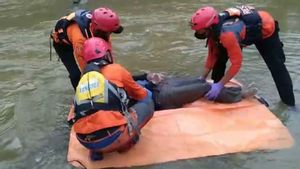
[54,18,72,44]
[199,67,212,83]
[205,82,224,100]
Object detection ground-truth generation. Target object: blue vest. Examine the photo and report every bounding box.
[212,7,262,46]
[73,10,93,38]
[220,18,245,44]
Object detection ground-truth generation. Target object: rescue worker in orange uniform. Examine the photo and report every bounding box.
[190,5,295,106]
[51,7,123,89]
[69,37,154,161]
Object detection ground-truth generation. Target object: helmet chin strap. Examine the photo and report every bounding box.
[91,51,113,66]
[92,59,110,67]
[103,51,113,64]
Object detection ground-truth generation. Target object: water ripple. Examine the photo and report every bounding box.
[0,103,15,135]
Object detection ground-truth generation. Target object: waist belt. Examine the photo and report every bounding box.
[76,126,123,150]
[77,126,120,142]
[69,102,121,125]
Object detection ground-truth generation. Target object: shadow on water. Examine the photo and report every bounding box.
[0,0,300,169]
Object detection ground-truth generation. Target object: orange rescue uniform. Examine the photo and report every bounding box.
[205,11,275,78]
[73,63,147,134]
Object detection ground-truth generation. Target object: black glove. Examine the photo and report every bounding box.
[54,18,71,44]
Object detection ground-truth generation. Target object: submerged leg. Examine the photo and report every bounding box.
[254,22,294,106]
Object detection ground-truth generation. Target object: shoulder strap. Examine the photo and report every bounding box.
[107,84,140,136]
[69,63,140,135]
[74,10,93,38]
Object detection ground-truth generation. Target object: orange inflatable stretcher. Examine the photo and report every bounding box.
[67,85,294,169]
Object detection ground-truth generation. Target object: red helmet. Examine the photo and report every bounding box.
[83,37,112,63]
[190,6,219,30]
[90,7,122,33]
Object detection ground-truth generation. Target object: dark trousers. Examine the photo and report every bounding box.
[53,42,81,90]
[254,23,295,106]
[211,22,295,106]
[156,77,242,110]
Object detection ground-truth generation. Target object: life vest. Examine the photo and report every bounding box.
[69,62,139,136]
[51,9,93,45]
[212,5,262,46]
[73,10,93,39]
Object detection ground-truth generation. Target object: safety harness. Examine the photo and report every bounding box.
[68,62,140,136]
[211,5,262,46]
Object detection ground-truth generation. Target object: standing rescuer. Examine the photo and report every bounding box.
[190,5,295,106]
[51,7,123,89]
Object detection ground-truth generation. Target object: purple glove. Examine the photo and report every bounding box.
[205,82,224,100]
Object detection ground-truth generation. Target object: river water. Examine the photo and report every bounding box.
[0,0,299,169]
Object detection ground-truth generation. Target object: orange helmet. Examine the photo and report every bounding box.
[190,6,219,30]
[90,7,123,33]
[83,37,112,63]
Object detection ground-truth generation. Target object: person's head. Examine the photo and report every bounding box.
[90,7,123,41]
[83,37,113,64]
[190,6,219,39]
